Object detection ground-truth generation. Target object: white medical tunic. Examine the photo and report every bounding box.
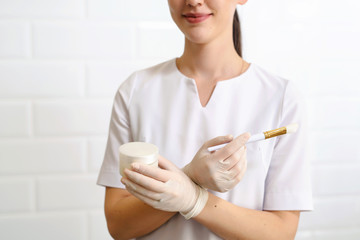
[97,58,313,240]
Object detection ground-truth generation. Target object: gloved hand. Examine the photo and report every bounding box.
[121,155,208,219]
[183,132,250,193]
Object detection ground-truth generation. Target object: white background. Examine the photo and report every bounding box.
[0,0,359,239]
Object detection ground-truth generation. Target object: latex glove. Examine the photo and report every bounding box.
[121,155,208,219]
[183,132,250,193]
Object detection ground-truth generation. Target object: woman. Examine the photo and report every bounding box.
[97,0,313,239]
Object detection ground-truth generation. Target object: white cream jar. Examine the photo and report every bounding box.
[119,142,159,177]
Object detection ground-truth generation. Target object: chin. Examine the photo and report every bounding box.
[183,30,213,45]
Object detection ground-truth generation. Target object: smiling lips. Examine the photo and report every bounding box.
[183,13,212,24]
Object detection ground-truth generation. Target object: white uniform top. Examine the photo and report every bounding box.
[97,58,313,240]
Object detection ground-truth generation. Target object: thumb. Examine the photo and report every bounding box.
[203,135,234,149]
[158,155,179,172]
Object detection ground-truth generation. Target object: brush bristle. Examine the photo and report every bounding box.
[286,123,299,133]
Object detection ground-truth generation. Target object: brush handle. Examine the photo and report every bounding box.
[247,133,265,143]
[207,133,264,152]
[207,124,298,152]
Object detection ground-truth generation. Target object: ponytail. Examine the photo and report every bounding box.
[232,9,242,57]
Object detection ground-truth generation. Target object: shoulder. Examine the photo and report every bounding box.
[136,58,177,79]
[118,58,176,92]
[114,58,177,104]
[125,58,176,85]
[250,63,289,91]
[250,63,304,100]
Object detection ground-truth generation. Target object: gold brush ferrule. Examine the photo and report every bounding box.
[263,127,287,139]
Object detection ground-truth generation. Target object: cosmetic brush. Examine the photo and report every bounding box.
[207,123,299,152]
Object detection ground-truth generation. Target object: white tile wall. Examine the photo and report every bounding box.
[86,62,138,97]
[33,22,135,60]
[33,99,112,135]
[87,0,171,21]
[0,212,87,240]
[307,98,360,130]
[0,101,30,136]
[0,139,86,174]
[137,22,184,60]
[0,177,33,213]
[88,137,107,172]
[312,165,360,195]
[308,131,360,164]
[0,0,85,18]
[311,228,360,240]
[0,62,84,97]
[0,0,359,239]
[88,211,113,240]
[0,22,30,58]
[299,196,360,230]
[37,175,104,210]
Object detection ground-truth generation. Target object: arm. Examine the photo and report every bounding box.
[181,133,300,239]
[194,193,300,240]
[122,155,300,240]
[104,187,176,240]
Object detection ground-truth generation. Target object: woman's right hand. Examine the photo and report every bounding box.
[183,133,250,193]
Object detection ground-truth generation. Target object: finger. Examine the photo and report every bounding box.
[227,147,247,172]
[132,162,171,182]
[158,155,179,172]
[220,145,246,171]
[124,168,166,193]
[204,135,233,149]
[233,158,247,182]
[121,177,163,201]
[226,155,247,180]
[214,132,250,160]
[125,183,163,209]
[230,149,247,179]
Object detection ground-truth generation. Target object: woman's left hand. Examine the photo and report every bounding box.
[121,155,205,215]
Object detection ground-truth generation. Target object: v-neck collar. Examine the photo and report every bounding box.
[171,58,254,109]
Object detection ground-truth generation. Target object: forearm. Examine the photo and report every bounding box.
[194,193,300,240]
[105,188,176,240]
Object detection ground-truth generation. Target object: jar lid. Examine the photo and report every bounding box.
[119,142,158,163]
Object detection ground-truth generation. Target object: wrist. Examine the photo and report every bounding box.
[182,164,192,179]
[180,185,209,220]
[182,164,199,184]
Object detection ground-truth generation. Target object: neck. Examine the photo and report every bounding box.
[177,37,244,82]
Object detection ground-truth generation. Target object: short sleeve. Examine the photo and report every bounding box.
[96,74,136,188]
[263,81,313,211]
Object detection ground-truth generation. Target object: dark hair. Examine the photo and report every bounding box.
[232,9,242,57]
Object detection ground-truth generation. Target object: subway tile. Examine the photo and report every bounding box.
[137,22,184,59]
[33,99,112,136]
[88,137,107,172]
[86,62,137,97]
[312,165,360,196]
[0,213,86,240]
[307,60,360,97]
[0,101,30,137]
[312,228,360,240]
[0,139,86,174]
[307,97,360,130]
[89,211,112,240]
[0,62,84,98]
[0,22,30,58]
[0,0,84,18]
[0,178,33,213]
[88,0,171,21]
[299,196,360,230]
[308,131,360,164]
[33,22,134,59]
[37,175,104,210]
